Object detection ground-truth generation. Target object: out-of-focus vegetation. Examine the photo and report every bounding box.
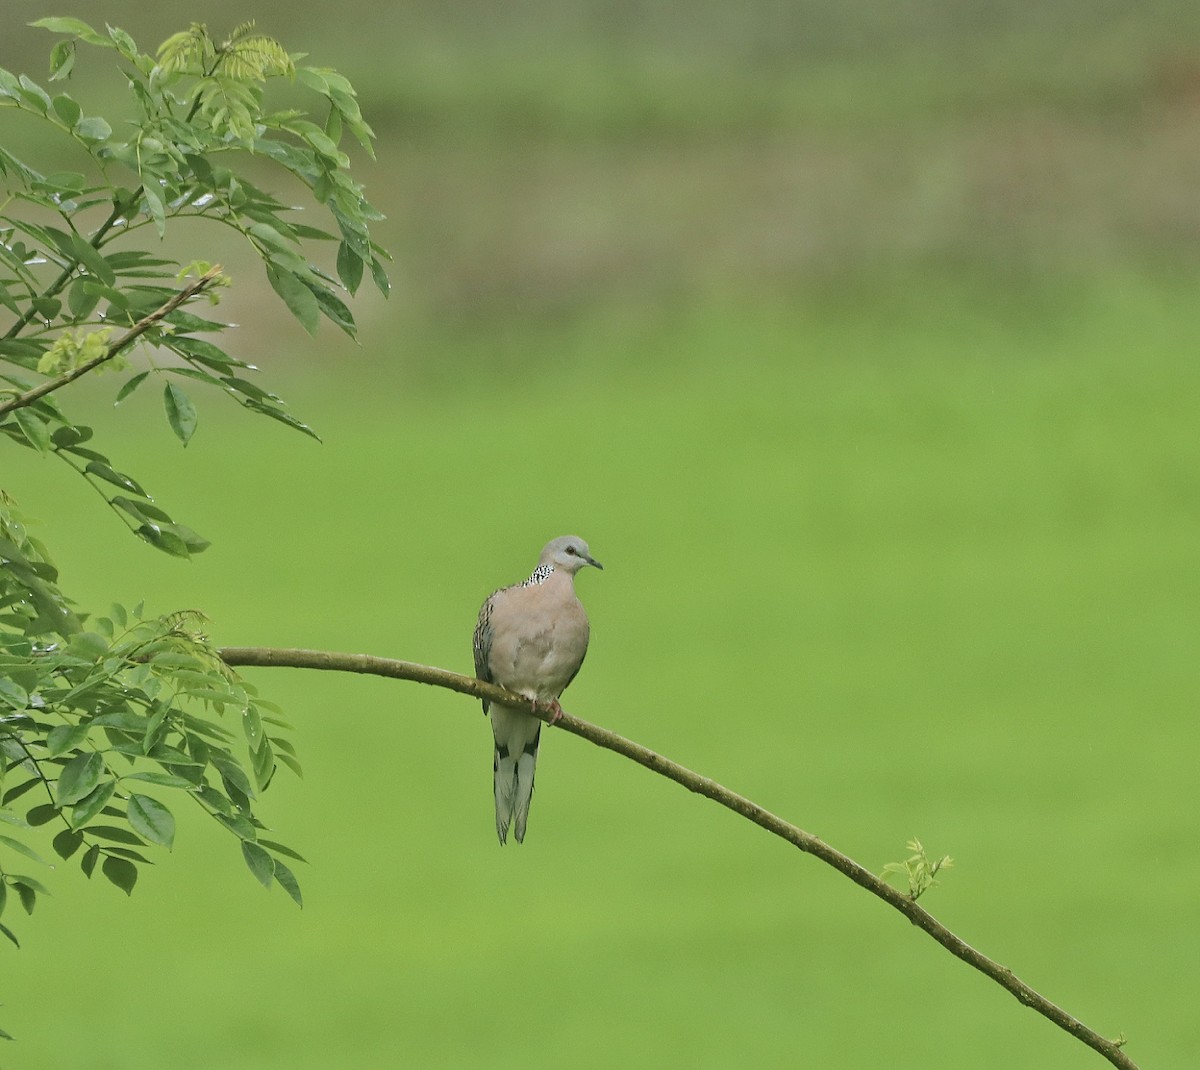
[1,2,1198,1068]
[7,0,1200,331]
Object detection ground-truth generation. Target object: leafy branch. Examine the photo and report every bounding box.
[0,506,304,922]
[1,17,387,560]
[217,645,1141,1070]
[0,266,222,420]
[0,22,386,1040]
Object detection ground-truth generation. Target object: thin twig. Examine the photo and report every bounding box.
[0,267,223,420]
[217,645,1139,1070]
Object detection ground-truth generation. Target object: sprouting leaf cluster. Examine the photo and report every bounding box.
[880,838,953,901]
[0,494,303,951]
[0,17,389,558]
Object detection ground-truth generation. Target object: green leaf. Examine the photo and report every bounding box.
[114,370,150,403]
[0,834,46,865]
[1,779,39,806]
[310,284,357,337]
[148,742,203,766]
[170,336,241,369]
[289,223,338,242]
[106,25,138,60]
[275,751,303,778]
[16,74,52,113]
[246,221,299,257]
[242,704,263,749]
[13,881,36,915]
[240,841,274,889]
[212,809,255,841]
[80,842,100,877]
[52,828,84,860]
[324,105,342,145]
[83,460,145,495]
[110,495,171,524]
[70,779,116,828]
[67,232,116,286]
[11,875,51,899]
[31,296,63,322]
[45,723,89,756]
[25,804,60,827]
[101,846,153,865]
[0,286,22,318]
[84,825,145,846]
[52,93,81,127]
[123,771,194,789]
[67,630,109,659]
[257,838,307,863]
[240,397,321,442]
[264,264,319,335]
[67,277,102,320]
[369,255,390,297]
[31,17,111,47]
[141,182,166,237]
[51,423,91,448]
[250,737,274,790]
[163,383,197,445]
[56,750,104,806]
[221,376,274,402]
[168,523,210,554]
[48,38,76,80]
[335,241,363,295]
[211,751,254,800]
[183,153,214,186]
[272,856,303,907]
[101,855,137,895]
[0,920,19,948]
[167,366,223,389]
[127,794,175,849]
[136,524,191,558]
[0,677,28,709]
[74,116,112,142]
[163,309,230,333]
[13,409,52,452]
[41,170,86,192]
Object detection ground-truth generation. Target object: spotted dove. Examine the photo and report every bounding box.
[473,535,603,843]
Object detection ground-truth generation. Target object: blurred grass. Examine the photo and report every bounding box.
[2,2,1200,1068]
[5,272,1199,1068]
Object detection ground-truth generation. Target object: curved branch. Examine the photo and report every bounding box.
[218,645,1139,1070]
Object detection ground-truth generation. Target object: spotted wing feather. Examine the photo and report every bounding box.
[472,594,496,715]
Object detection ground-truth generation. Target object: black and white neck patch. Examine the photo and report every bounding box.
[522,564,555,587]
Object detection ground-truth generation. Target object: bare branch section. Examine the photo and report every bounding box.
[0,266,223,420]
[218,645,1140,1070]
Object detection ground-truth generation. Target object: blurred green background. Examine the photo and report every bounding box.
[3,1,1199,1067]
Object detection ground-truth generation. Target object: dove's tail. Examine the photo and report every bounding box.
[491,705,542,844]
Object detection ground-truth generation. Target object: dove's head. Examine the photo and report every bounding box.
[540,535,603,575]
